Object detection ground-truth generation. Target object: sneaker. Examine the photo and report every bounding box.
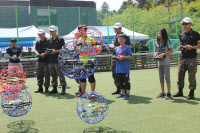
[89,94,95,99]
[165,93,172,99]
[76,93,84,98]
[124,94,131,100]
[156,92,166,98]
[116,93,125,98]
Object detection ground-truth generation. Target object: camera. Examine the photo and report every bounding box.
[179,45,186,51]
[45,49,53,54]
[153,55,160,60]
[36,54,41,58]
[112,56,119,61]
[153,54,166,61]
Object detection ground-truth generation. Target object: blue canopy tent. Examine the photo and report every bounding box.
[63,26,149,44]
[0,25,50,47]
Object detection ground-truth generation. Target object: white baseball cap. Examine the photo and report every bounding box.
[181,17,192,23]
[38,29,45,34]
[49,25,57,31]
[114,22,122,28]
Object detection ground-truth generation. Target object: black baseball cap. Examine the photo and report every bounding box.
[118,34,127,38]
[10,38,17,42]
[78,25,87,30]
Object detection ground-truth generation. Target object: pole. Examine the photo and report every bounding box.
[79,7,81,25]
[15,6,19,46]
[132,8,136,69]
[155,10,158,67]
[180,0,183,32]
[167,0,171,35]
[176,11,179,62]
[106,8,109,46]
[106,8,111,70]
[195,13,197,31]
[48,6,51,38]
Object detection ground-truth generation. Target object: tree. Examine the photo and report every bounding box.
[101,2,109,9]
[120,0,137,10]
[97,2,110,26]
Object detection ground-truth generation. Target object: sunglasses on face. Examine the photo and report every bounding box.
[182,23,190,25]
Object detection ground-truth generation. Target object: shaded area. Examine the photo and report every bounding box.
[83,126,132,133]
[7,120,39,133]
[106,99,115,105]
[127,95,152,104]
[42,92,75,100]
[171,97,199,105]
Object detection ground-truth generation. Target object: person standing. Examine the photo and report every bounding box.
[6,38,23,68]
[75,25,96,99]
[34,29,50,93]
[111,22,132,95]
[113,34,133,100]
[47,25,67,95]
[173,17,200,99]
[154,28,173,99]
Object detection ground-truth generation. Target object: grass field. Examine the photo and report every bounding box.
[1,66,200,133]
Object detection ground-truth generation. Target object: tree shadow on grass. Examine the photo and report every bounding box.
[83,126,132,133]
[127,95,152,104]
[171,97,199,105]
[7,120,39,133]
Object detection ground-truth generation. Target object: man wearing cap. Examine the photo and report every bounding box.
[111,22,132,95]
[173,17,200,99]
[34,29,50,93]
[6,38,23,68]
[47,25,67,95]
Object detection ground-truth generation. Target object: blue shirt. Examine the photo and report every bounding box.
[115,45,133,73]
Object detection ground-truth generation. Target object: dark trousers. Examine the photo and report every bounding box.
[36,62,50,88]
[49,63,67,87]
[177,58,197,90]
[117,73,131,90]
[111,60,120,87]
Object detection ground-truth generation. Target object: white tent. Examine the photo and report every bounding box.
[63,26,149,43]
[0,25,50,43]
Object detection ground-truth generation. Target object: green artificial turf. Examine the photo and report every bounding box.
[1,66,200,133]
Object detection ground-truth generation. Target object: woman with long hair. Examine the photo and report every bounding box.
[154,28,173,99]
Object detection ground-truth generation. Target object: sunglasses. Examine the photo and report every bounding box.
[182,23,190,25]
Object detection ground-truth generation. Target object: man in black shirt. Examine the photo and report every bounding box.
[173,17,200,99]
[34,29,50,93]
[111,22,132,95]
[47,25,67,95]
[6,38,23,68]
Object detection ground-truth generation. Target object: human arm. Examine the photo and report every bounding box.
[185,40,200,50]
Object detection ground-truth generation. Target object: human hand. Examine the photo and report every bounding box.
[41,53,46,58]
[159,53,165,59]
[50,49,56,54]
[118,55,124,61]
[186,45,192,50]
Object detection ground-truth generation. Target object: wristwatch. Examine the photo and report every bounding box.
[192,46,194,49]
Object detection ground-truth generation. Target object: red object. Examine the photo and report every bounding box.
[0,66,26,95]
[88,94,95,99]
[76,93,84,98]
[73,26,104,56]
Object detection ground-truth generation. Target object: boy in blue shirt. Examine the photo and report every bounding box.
[113,34,133,100]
